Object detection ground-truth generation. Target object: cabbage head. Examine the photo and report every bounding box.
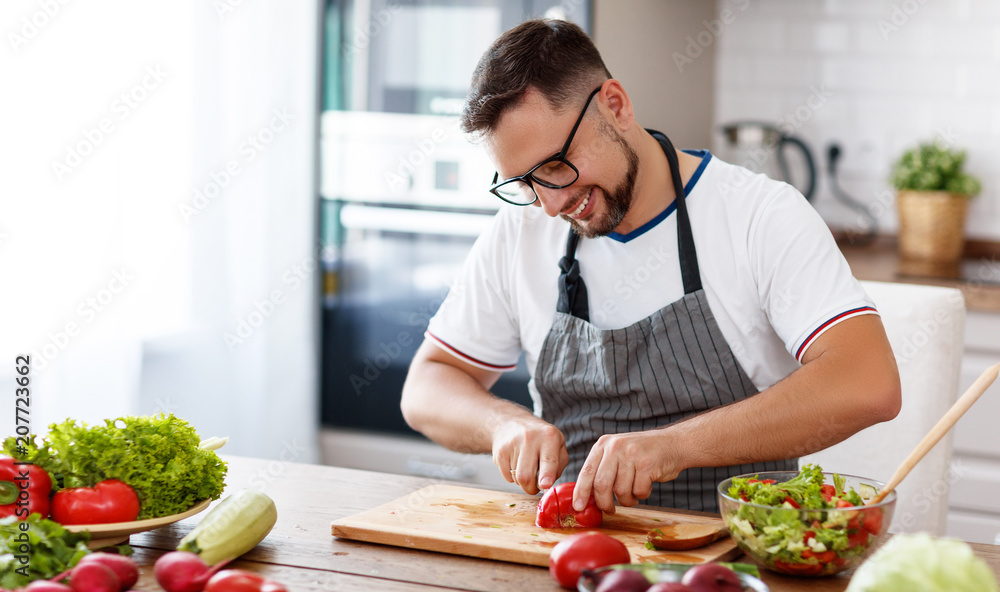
[847,532,998,592]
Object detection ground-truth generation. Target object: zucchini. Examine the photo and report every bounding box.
[177,489,277,565]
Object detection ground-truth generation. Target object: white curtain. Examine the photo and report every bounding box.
[1,0,321,463]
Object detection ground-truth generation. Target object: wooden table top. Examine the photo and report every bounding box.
[123,455,1000,591]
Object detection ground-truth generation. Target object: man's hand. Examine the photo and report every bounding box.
[571,430,681,514]
[492,418,569,495]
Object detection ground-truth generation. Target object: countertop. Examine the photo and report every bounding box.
[118,455,1000,592]
[837,237,1000,313]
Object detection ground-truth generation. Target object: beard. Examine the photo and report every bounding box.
[563,121,640,239]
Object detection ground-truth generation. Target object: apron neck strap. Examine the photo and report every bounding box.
[652,131,702,294]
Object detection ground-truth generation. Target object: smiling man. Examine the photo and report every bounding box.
[400,19,901,513]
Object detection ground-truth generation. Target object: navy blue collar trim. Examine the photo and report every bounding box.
[606,149,712,243]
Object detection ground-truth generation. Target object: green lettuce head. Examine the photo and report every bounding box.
[847,532,998,592]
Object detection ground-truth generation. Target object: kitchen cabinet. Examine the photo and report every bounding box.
[947,310,1000,544]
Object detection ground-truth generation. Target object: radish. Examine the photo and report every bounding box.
[76,553,140,589]
[24,582,74,592]
[67,562,121,592]
[154,551,229,592]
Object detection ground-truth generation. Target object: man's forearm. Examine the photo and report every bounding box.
[400,343,535,454]
[669,314,901,470]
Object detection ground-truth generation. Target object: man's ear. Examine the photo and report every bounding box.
[597,79,634,133]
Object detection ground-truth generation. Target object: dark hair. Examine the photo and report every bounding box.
[461,19,612,136]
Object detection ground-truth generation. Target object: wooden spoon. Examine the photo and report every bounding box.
[646,522,729,551]
[868,362,1000,505]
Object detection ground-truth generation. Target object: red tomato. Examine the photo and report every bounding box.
[205,570,289,592]
[773,560,823,576]
[51,479,140,525]
[801,549,837,563]
[861,507,883,535]
[548,532,630,589]
[782,496,801,509]
[819,484,836,501]
[847,528,869,548]
[535,482,602,529]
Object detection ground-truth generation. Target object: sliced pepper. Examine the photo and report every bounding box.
[0,456,52,520]
[51,478,140,525]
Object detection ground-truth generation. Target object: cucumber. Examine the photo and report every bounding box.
[858,483,878,500]
[177,489,277,565]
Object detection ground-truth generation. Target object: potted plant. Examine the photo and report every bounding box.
[891,140,981,267]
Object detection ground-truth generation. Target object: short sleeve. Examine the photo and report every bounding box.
[748,185,877,361]
[425,210,523,371]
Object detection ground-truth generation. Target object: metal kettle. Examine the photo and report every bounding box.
[719,122,817,202]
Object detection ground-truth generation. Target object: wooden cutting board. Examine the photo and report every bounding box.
[331,484,739,567]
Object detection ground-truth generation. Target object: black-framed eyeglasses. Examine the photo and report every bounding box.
[489,86,603,206]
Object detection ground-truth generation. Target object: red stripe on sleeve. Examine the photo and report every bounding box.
[426,332,518,371]
[795,306,878,361]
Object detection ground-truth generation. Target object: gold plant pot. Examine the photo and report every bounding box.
[896,190,970,265]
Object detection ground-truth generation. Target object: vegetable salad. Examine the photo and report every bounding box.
[723,464,886,576]
[3,414,227,519]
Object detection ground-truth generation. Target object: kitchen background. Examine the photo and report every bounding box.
[2,0,998,543]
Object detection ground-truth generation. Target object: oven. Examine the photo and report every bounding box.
[318,0,590,480]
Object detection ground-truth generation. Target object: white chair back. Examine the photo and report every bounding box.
[800,280,965,535]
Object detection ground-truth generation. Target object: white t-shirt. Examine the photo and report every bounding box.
[427,151,876,411]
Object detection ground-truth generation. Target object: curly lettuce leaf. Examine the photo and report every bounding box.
[4,414,227,519]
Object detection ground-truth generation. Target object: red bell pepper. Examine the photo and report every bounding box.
[51,478,140,525]
[535,482,602,528]
[0,456,52,520]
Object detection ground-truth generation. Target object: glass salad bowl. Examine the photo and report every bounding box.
[717,470,896,577]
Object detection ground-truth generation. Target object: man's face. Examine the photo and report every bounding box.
[485,88,639,238]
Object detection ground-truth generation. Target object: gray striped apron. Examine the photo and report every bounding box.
[534,131,797,512]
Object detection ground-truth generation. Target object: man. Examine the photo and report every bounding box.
[400,19,900,513]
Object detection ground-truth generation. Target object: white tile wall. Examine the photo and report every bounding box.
[713,0,1000,240]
